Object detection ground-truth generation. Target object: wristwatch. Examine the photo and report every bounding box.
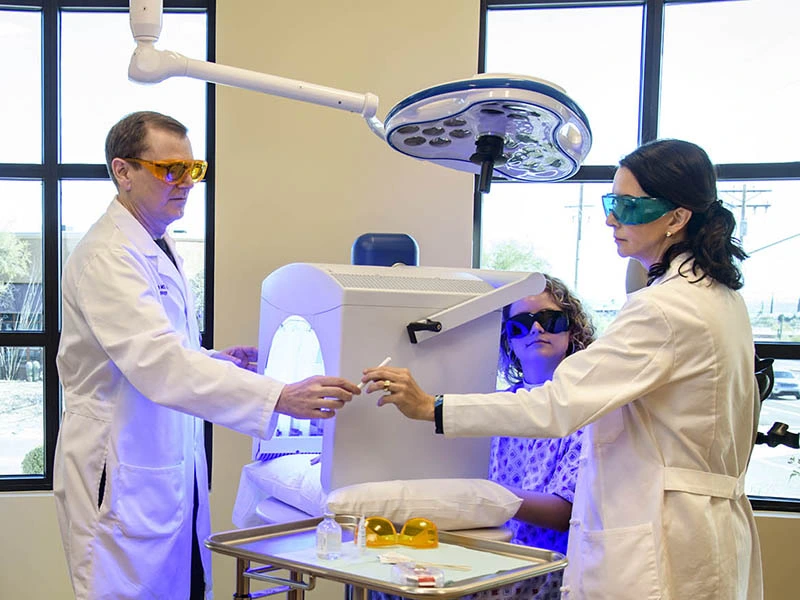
[433,394,444,434]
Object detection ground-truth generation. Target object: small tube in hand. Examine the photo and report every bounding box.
[357,356,391,389]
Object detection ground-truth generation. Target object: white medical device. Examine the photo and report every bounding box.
[256,263,545,495]
[127,1,591,192]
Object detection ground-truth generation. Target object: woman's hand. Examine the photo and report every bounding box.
[361,366,436,422]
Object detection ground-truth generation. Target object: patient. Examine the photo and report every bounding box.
[372,274,595,600]
[484,274,594,599]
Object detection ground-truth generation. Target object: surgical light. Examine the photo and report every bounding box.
[127,0,591,193]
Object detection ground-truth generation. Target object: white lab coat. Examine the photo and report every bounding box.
[444,258,763,600]
[54,199,284,600]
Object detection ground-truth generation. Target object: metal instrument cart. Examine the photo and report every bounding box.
[206,515,566,599]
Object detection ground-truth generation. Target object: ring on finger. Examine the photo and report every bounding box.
[383,379,392,393]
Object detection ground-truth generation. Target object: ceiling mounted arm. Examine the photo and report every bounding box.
[127,0,385,138]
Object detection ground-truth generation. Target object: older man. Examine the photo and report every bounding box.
[53,111,360,599]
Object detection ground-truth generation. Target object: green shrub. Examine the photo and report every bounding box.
[21,445,44,475]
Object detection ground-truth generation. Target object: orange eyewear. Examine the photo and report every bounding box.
[364,516,438,549]
[125,157,208,184]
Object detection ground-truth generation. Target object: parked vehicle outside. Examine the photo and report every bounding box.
[769,370,800,400]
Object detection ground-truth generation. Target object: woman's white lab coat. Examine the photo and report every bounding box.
[444,259,763,600]
[54,199,284,600]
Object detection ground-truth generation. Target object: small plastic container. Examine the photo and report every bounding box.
[315,513,342,560]
[355,515,367,554]
[390,563,444,588]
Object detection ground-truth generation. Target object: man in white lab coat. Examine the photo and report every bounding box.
[364,140,763,599]
[53,111,361,600]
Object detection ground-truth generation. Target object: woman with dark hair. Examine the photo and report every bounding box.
[613,138,747,288]
[364,139,763,599]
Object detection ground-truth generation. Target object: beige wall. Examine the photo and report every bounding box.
[0,1,797,598]
[209,1,478,596]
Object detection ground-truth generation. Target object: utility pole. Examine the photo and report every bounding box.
[573,184,584,290]
[718,183,771,243]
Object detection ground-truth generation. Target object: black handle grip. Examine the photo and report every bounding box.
[407,319,442,344]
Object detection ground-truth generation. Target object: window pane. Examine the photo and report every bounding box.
[0,10,41,163]
[730,180,800,342]
[486,6,642,165]
[660,0,800,163]
[480,181,626,333]
[0,180,43,331]
[0,346,44,476]
[60,12,208,163]
[748,358,800,501]
[482,178,800,341]
[171,187,207,331]
[61,180,206,330]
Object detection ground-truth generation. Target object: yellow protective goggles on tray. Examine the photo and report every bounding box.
[364,516,438,549]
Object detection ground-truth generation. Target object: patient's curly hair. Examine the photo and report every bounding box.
[499,275,595,387]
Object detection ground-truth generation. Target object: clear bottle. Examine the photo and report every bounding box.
[315,513,342,560]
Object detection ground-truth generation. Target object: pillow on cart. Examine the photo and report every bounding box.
[325,478,522,531]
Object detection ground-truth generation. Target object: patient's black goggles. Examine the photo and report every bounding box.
[505,310,570,339]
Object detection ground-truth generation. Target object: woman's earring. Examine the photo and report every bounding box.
[665,231,673,238]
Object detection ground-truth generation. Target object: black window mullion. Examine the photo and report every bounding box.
[41,0,60,490]
[59,1,208,9]
[0,164,45,178]
[202,0,216,487]
[58,164,109,178]
[638,0,664,144]
[717,162,800,182]
[0,332,46,347]
[202,0,215,349]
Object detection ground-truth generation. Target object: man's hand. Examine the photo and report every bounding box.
[213,346,258,371]
[360,366,436,422]
[275,375,361,419]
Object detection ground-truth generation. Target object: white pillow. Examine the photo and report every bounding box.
[241,454,326,517]
[325,478,522,531]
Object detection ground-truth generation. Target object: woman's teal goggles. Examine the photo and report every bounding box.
[602,193,678,225]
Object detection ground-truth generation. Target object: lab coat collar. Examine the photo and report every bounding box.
[106,197,192,322]
[649,252,706,287]
[107,197,162,256]
[106,197,184,275]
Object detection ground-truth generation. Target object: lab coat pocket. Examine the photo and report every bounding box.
[113,462,186,539]
[580,522,662,600]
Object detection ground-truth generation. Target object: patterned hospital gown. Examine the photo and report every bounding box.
[479,427,583,600]
[369,384,583,600]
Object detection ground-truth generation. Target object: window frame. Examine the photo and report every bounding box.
[478,0,800,512]
[0,0,215,492]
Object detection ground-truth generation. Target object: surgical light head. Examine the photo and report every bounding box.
[383,75,591,193]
